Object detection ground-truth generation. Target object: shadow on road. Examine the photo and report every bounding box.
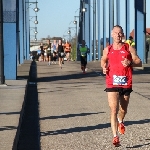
[40,118,150,136]
[126,142,150,149]
[37,71,100,83]
[40,123,111,136]
[40,112,105,120]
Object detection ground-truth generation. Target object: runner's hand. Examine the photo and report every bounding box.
[121,57,131,67]
[102,63,108,74]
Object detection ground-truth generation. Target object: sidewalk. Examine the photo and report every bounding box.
[0,60,150,150]
[0,60,31,150]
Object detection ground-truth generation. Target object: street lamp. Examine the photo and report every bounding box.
[68,30,71,34]
[67,30,71,42]
[30,35,37,41]
[67,27,76,42]
[29,16,38,24]
[73,16,79,61]
[62,35,69,41]
[30,27,38,34]
[82,8,87,12]
[26,1,40,12]
[34,30,38,34]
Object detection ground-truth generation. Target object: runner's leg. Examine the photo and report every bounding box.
[118,95,130,122]
[107,92,120,136]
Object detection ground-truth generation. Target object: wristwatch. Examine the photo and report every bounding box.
[129,61,133,66]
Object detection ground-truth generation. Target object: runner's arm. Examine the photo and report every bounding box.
[44,45,48,49]
[101,47,108,74]
[51,43,53,48]
[129,46,142,67]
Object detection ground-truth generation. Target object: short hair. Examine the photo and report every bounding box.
[113,25,124,33]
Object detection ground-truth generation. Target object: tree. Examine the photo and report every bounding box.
[70,37,76,61]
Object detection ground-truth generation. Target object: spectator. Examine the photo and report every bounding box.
[146,41,149,63]
[125,36,135,47]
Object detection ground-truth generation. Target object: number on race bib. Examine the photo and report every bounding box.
[113,75,127,85]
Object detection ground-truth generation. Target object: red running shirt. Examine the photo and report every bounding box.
[106,43,133,88]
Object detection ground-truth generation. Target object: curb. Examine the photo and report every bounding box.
[12,61,32,150]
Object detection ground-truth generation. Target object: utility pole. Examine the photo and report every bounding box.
[93,0,96,61]
[75,22,77,61]
[74,16,79,61]
[0,0,5,84]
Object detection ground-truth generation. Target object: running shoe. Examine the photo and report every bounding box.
[118,122,125,134]
[85,68,87,72]
[113,136,120,147]
[48,62,51,65]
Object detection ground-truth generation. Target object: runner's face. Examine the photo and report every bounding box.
[112,27,123,43]
[82,41,85,46]
[59,40,62,44]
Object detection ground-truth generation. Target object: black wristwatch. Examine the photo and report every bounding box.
[129,61,133,66]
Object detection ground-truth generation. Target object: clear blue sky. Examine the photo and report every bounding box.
[29,0,150,40]
[29,0,80,40]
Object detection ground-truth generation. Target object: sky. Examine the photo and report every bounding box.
[29,0,150,40]
[29,0,80,40]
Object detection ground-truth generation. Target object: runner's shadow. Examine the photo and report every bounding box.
[125,119,150,148]
[40,123,111,136]
[38,89,63,93]
[126,142,150,149]
[125,119,150,126]
[133,68,150,74]
[40,112,105,120]
[0,126,17,131]
[0,112,20,115]
[37,72,100,83]
[41,118,150,136]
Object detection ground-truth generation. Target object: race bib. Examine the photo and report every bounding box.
[47,50,51,54]
[61,52,64,57]
[81,52,86,56]
[113,75,127,85]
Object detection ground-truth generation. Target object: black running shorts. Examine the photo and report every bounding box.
[104,88,133,96]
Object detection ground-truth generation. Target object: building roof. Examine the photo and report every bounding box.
[130,28,150,38]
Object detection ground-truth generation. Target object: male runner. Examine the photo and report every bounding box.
[101,25,142,146]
